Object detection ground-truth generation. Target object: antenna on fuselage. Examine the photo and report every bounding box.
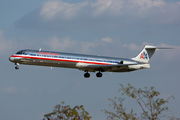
[39,48,41,51]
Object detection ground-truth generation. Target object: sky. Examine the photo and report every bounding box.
[0,0,180,119]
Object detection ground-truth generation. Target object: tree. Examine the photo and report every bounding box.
[43,102,91,120]
[103,84,178,120]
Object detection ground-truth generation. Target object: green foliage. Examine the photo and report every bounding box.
[103,84,178,120]
[43,102,91,120]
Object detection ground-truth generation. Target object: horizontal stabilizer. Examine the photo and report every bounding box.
[132,45,172,63]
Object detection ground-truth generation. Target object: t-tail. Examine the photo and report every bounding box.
[132,45,172,63]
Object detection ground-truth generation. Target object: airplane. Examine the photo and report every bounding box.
[9,45,170,78]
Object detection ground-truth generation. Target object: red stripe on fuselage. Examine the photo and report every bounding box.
[11,55,114,65]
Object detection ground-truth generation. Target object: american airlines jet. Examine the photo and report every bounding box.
[9,45,169,78]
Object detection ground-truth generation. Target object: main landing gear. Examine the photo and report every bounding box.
[84,71,103,78]
[84,72,90,78]
[96,72,102,78]
[15,63,19,70]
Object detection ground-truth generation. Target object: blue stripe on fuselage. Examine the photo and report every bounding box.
[16,49,137,64]
[24,53,120,64]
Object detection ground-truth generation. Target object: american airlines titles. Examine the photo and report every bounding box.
[39,51,59,56]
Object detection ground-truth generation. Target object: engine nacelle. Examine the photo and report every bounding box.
[76,63,89,68]
[128,64,150,70]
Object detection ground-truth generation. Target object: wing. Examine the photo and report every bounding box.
[77,63,138,72]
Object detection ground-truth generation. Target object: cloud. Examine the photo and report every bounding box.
[91,0,124,16]
[43,36,98,53]
[40,0,89,20]
[90,0,180,24]
[15,0,180,30]
[91,0,165,17]
[123,43,141,51]
[123,42,152,51]
[39,0,169,18]
[44,36,76,51]
[81,41,97,53]
[123,42,180,60]
[102,37,113,43]
[158,43,180,60]
[0,30,16,55]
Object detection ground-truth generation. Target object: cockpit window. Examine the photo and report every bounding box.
[22,51,25,54]
[16,51,23,54]
[16,50,33,54]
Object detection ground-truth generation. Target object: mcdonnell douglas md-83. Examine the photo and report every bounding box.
[9,45,169,78]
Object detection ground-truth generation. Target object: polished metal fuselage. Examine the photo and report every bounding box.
[9,49,149,72]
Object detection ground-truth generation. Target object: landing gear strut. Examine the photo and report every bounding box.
[84,72,90,78]
[96,72,102,78]
[15,63,19,70]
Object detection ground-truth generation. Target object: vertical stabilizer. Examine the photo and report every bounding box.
[132,45,157,63]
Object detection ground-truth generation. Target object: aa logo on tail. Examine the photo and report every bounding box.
[140,52,148,59]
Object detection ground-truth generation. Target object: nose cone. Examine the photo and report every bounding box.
[9,56,14,62]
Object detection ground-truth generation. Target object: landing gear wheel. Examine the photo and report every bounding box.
[96,72,102,78]
[84,72,90,78]
[15,66,19,69]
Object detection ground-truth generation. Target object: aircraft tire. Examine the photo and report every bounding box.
[96,72,102,78]
[15,66,19,69]
[84,72,90,78]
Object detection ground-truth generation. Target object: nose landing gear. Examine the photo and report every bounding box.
[15,63,19,70]
[15,66,19,69]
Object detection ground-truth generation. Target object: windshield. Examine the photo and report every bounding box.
[16,50,34,54]
[16,50,23,54]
